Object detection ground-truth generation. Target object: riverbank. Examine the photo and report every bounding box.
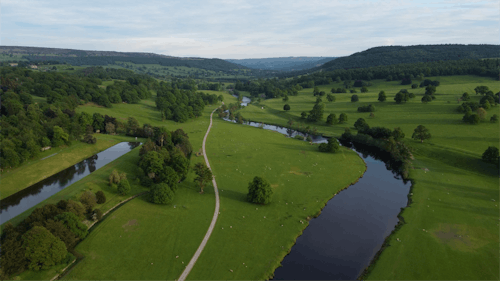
[0,134,139,200]
[185,118,366,280]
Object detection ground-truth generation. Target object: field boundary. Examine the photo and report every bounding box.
[178,107,220,281]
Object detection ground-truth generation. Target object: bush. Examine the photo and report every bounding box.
[83,134,96,144]
[294,135,304,140]
[351,95,359,102]
[109,169,121,186]
[490,114,499,123]
[247,176,273,205]
[306,136,312,142]
[149,183,175,204]
[318,137,340,153]
[95,191,106,204]
[421,95,432,103]
[117,179,131,195]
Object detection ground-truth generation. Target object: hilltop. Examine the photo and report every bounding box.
[226,57,335,71]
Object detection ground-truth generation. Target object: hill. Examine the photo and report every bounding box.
[226,56,335,71]
[283,44,500,76]
[0,46,273,79]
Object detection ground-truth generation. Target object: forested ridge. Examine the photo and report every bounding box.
[281,44,500,77]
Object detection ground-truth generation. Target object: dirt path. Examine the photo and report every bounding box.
[178,107,220,281]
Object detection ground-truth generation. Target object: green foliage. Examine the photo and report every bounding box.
[461,92,470,101]
[392,127,405,141]
[22,226,67,271]
[306,102,325,122]
[283,104,290,111]
[301,111,307,119]
[149,183,175,204]
[83,134,97,144]
[247,176,273,205]
[294,135,305,140]
[481,146,499,165]
[193,162,213,193]
[326,113,337,125]
[44,219,79,250]
[351,94,359,102]
[357,104,375,112]
[93,209,103,221]
[326,94,336,102]
[394,90,410,104]
[339,113,348,123]
[318,137,340,153]
[412,125,431,142]
[109,169,121,185]
[490,114,499,123]
[360,86,368,93]
[79,190,97,209]
[117,179,131,195]
[378,91,386,102]
[95,190,106,204]
[354,118,369,131]
[54,212,88,239]
[1,223,27,275]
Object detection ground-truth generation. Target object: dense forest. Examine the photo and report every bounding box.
[235,58,500,99]
[226,57,335,71]
[283,44,500,76]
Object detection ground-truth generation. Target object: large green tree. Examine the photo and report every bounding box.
[193,162,213,193]
[22,226,67,271]
[247,176,273,205]
[412,125,431,143]
[149,183,175,204]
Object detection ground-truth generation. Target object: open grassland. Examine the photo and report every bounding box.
[365,143,499,279]
[0,134,132,200]
[187,118,365,280]
[0,54,27,62]
[239,75,499,155]
[235,75,499,279]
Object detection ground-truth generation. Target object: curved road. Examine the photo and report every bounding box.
[178,107,220,281]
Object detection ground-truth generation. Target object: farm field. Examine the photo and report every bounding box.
[233,75,499,279]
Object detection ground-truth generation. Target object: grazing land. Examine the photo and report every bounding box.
[233,75,499,279]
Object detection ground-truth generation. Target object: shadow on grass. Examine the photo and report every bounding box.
[419,179,499,202]
[218,189,247,203]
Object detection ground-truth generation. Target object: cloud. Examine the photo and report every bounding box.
[1,0,498,59]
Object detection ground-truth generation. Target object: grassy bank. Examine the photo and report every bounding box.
[0,134,135,200]
[187,118,365,280]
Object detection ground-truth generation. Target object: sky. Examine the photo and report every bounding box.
[1,0,498,59]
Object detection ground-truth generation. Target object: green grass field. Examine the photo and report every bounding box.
[0,134,131,200]
[233,75,499,279]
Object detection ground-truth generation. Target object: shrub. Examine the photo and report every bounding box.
[95,191,106,204]
[109,170,121,186]
[294,135,304,140]
[490,114,499,123]
[93,209,103,221]
[482,146,499,165]
[318,137,340,153]
[351,95,359,102]
[83,134,96,144]
[357,104,375,112]
[247,176,273,205]
[306,136,312,142]
[378,91,386,102]
[117,179,131,195]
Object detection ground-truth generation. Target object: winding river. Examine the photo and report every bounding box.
[0,142,141,225]
[226,98,410,280]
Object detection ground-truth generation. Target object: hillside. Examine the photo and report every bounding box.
[284,44,500,76]
[226,56,335,71]
[0,46,271,79]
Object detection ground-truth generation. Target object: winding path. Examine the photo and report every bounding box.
[178,107,220,281]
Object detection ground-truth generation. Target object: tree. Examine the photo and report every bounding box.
[105,122,115,134]
[482,146,499,165]
[394,92,409,104]
[92,113,105,132]
[307,102,325,122]
[79,191,97,209]
[301,111,307,119]
[149,183,175,204]
[339,113,348,123]
[326,113,337,125]
[477,108,487,121]
[392,127,405,141]
[52,126,69,147]
[22,226,67,271]
[313,86,320,96]
[283,95,289,102]
[109,169,121,185]
[490,114,499,123]
[1,223,27,276]
[156,166,179,191]
[139,151,163,179]
[318,137,340,153]
[351,95,359,102]
[83,134,96,144]
[378,91,386,102]
[54,212,88,239]
[326,94,336,102]
[461,92,470,101]
[247,176,273,205]
[354,118,369,131]
[283,104,291,111]
[360,86,368,93]
[117,179,131,195]
[193,162,213,193]
[95,190,106,204]
[421,95,432,103]
[412,125,431,143]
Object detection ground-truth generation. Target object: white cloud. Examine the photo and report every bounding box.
[1,0,498,59]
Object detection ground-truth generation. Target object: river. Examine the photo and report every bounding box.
[0,142,141,224]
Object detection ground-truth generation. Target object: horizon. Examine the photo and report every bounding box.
[1,0,499,59]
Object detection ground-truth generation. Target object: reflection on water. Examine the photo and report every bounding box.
[0,142,141,224]
[220,115,410,280]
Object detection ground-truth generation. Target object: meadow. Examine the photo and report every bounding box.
[234,75,499,279]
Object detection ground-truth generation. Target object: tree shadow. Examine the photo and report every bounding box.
[217,189,247,203]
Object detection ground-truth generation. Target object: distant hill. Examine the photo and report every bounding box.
[226,57,335,71]
[285,44,500,76]
[0,46,251,74]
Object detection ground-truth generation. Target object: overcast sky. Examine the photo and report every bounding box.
[1,0,498,59]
